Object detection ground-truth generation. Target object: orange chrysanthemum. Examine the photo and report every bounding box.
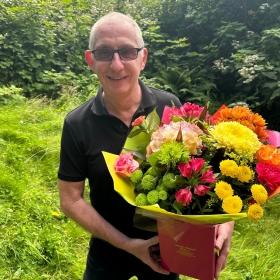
[214,106,268,142]
[256,144,280,168]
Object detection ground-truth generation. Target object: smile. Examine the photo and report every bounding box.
[108,76,126,80]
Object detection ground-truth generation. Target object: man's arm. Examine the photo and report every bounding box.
[58,179,170,275]
[214,221,235,279]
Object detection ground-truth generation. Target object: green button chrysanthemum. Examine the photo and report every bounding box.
[157,141,189,169]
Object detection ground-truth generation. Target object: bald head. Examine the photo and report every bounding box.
[89,12,144,50]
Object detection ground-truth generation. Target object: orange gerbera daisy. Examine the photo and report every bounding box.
[214,106,268,142]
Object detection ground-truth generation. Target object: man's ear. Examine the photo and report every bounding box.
[85,50,95,72]
[141,48,148,71]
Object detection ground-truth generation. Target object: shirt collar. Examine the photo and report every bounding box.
[91,79,156,115]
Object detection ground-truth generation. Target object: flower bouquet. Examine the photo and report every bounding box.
[102,102,280,280]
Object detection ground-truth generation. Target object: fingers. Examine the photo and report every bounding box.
[214,222,234,279]
[149,244,160,252]
[215,251,227,279]
[215,234,226,251]
[146,236,170,275]
[148,257,170,275]
[128,236,170,275]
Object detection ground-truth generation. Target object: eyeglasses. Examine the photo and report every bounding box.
[90,47,143,61]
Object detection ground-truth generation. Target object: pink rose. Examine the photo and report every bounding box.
[178,162,192,179]
[132,116,146,127]
[256,162,280,190]
[161,102,211,125]
[181,102,207,119]
[114,152,139,178]
[194,185,211,196]
[190,157,204,174]
[175,188,192,206]
[199,168,216,183]
[161,106,184,124]
[178,157,205,179]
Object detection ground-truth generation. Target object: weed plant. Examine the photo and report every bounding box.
[0,94,280,279]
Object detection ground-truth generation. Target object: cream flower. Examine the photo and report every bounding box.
[180,122,203,155]
[146,121,202,157]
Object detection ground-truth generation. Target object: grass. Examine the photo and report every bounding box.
[1,94,280,280]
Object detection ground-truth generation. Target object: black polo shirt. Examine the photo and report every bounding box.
[58,79,181,265]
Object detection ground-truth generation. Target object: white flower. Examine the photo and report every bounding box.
[247,31,254,38]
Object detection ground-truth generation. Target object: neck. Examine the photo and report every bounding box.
[102,88,142,126]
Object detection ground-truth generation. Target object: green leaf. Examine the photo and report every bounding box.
[263,82,278,89]
[262,71,277,79]
[122,148,146,161]
[128,127,144,138]
[270,88,280,100]
[206,191,217,198]
[148,152,160,166]
[172,200,183,215]
[174,175,187,184]
[146,108,160,134]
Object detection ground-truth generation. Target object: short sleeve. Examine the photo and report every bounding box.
[58,119,87,182]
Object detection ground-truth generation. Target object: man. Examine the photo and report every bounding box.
[58,12,234,280]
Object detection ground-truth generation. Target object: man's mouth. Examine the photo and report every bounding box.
[108,76,126,80]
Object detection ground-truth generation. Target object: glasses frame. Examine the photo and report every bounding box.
[90,47,144,62]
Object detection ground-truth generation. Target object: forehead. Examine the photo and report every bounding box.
[94,21,138,48]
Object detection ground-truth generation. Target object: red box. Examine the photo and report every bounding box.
[158,219,218,280]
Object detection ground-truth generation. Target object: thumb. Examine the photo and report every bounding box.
[146,235,160,247]
[215,233,226,251]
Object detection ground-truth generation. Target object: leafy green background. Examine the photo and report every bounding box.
[1,0,280,279]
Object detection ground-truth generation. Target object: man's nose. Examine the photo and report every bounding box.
[110,52,124,71]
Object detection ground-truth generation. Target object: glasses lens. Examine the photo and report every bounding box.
[95,49,113,61]
[119,48,138,60]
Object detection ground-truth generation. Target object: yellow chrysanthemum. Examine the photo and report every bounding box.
[215,181,233,200]
[209,122,261,161]
[247,203,264,221]
[236,166,253,183]
[251,184,268,205]
[222,196,243,214]
[219,160,238,178]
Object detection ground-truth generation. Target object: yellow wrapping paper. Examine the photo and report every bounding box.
[102,151,247,225]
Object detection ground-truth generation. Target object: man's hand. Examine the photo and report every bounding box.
[214,221,234,279]
[126,236,170,275]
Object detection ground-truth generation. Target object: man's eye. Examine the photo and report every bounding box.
[121,49,132,55]
[99,49,111,55]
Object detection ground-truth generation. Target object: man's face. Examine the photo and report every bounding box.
[85,21,148,98]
